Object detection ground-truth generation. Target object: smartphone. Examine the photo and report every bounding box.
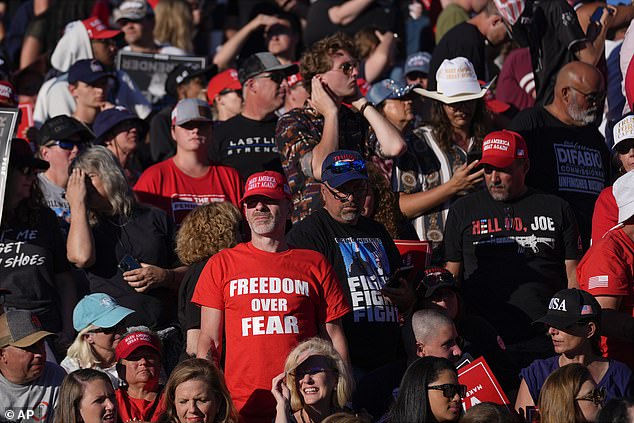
[386,266,414,288]
[586,7,605,43]
[118,255,141,273]
[467,149,482,165]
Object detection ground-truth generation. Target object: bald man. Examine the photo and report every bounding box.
[509,62,612,250]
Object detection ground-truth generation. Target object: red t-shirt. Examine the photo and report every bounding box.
[115,388,165,423]
[578,228,634,368]
[133,158,243,225]
[192,242,351,423]
[591,186,618,244]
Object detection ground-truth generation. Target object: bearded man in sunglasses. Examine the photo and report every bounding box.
[277,32,406,223]
[36,115,94,233]
[210,52,297,182]
[287,150,412,377]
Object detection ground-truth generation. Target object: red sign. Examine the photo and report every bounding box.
[457,357,510,410]
[16,103,33,139]
[394,240,432,270]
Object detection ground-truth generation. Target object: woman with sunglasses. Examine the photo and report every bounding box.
[515,289,633,418]
[389,356,464,422]
[61,293,134,388]
[394,57,490,262]
[592,113,634,242]
[272,338,353,423]
[1,138,76,351]
[538,363,604,423]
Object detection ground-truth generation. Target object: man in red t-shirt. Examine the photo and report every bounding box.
[578,170,634,369]
[193,171,350,423]
[134,98,242,225]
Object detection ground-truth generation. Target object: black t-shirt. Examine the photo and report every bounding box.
[428,22,486,91]
[0,208,70,332]
[512,0,586,106]
[210,114,283,181]
[509,106,611,249]
[86,205,179,330]
[443,188,582,344]
[149,105,176,164]
[287,208,403,370]
[178,260,206,332]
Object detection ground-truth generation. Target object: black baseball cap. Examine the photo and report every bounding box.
[238,52,298,85]
[534,288,601,330]
[165,64,217,98]
[415,267,458,298]
[38,115,94,146]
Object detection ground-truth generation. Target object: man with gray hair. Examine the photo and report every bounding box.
[412,308,463,362]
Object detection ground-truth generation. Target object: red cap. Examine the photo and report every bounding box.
[485,99,510,114]
[240,171,291,203]
[480,130,528,168]
[115,331,161,361]
[82,17,121,40]
[287,70,303,88]
[0,81,17,106]
[206,69,241,104]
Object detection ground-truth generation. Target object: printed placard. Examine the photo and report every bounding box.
[394,239,432,270]
[457,357,510,410]
[116,51,206,103]
[0,108,21,219]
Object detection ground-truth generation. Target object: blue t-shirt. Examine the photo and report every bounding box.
[520,355,634,402]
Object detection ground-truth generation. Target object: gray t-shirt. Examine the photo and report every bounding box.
[37,173,69,235]
[0,362,66,423]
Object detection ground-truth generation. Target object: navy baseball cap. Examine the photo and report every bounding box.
[321,150,368,188]
[93,106,147,144]
[404,52,432,76]
[68,59,115,85]
[366,79,415,106]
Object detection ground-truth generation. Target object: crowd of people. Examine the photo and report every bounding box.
[1,0,634,422]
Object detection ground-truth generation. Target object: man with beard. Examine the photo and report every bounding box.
[194,170,350,423]
[509,62,611,250]
[287,150,410,377]
[444,130,583,369]
[134,99,242,225]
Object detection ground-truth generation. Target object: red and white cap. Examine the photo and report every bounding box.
[240,171,291,203]
[82,17,121,40]
[0,81,17,106]
[480,130,528,168]
[115,331,161,361]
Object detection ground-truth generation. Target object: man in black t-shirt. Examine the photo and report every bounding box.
[444,130,583,369]
[428,0,509,90]
[210,52,297,181]
[287,150,412,375]
[509,62,611,250]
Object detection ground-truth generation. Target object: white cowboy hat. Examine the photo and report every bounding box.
[414,57,494,104]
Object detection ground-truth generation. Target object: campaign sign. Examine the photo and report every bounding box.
[457,357,510,410]
[16,103,33,139]
[116,51,206,103]
[394,240,432,270]
[0,108,22,219]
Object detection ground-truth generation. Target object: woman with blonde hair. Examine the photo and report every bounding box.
[272,338,353,423]
[55,369,117,423]
[175,202,242,356]
[61,293,134,388]
[153,0,194,54]
[159,358,238,423]
[538,363,604,423]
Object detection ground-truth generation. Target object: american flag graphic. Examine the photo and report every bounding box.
[588,275,609,289]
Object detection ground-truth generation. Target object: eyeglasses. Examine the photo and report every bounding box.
[219,88,242,97]
[333,61,358,77]
[615,139,634,155]
[568,86,606,105]
[324,183,367,201]
[253,72,286,85]
[14,166,40,177]
[45,140,85,151]
[576,386,606,406]
[326,159,366,174]
[428,384,467,399]
[291,367,338,379]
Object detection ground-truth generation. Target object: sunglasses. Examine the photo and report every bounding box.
[254,72,286,85]
[615,139,634,155]
[428,383,467,399]
[219,88,242,97]
[568,86,606,105]
[14,166,40,176]
[46,140,85,151]
[417,269,455,292]
[324,183,367,202]
[90,324,123,335]
[291,367,338,379]
[576,386,606,406]
[335,61,358,77]
[326,159,366,174]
